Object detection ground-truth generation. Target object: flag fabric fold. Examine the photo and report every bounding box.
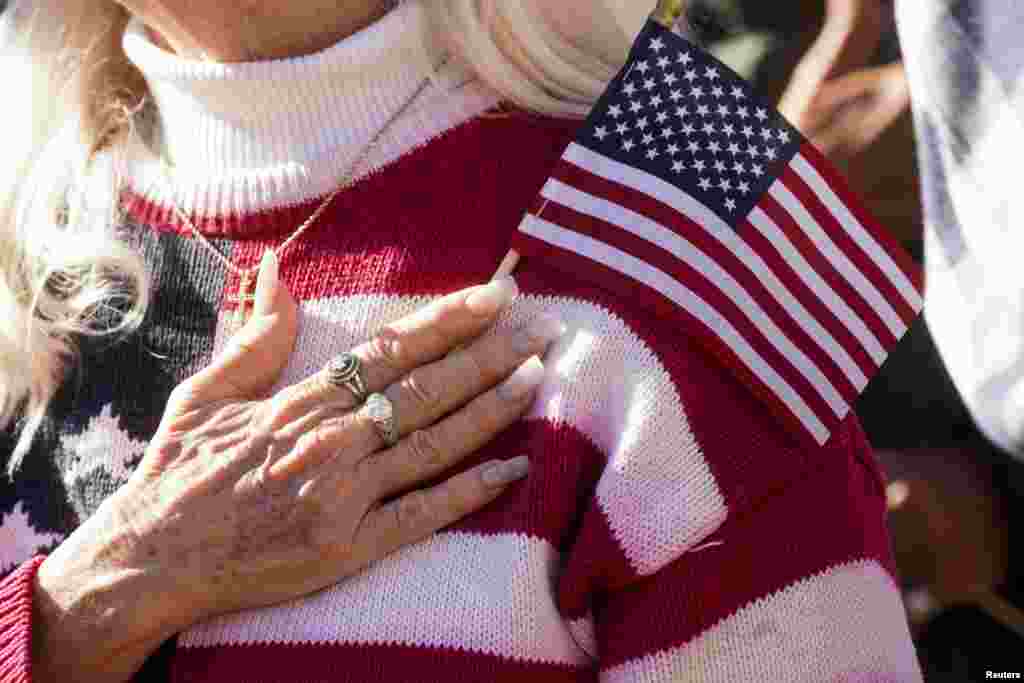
[511,19,923,447]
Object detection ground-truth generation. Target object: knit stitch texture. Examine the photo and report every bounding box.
[0,3,922,680]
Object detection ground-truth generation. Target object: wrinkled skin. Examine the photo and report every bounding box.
[113,0,392,61]
[34,254,563,682]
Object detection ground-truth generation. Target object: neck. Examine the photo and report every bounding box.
[120,0,503,236]
[139,0,393,62]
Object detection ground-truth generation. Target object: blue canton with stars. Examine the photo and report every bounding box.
[581,21,803,224]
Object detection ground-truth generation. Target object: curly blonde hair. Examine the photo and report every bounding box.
[0,0,649,472]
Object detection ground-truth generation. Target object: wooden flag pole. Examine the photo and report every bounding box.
[652,0,687,29]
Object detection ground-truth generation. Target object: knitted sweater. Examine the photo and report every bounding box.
[0,3,922,681]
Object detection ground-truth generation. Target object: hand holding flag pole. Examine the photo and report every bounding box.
[499,0,923,447]
[491,0,688,282]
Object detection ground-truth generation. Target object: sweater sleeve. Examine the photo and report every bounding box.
[0,556,46,683]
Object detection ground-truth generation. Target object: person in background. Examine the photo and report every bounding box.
[893,0,1024,676]
[782,0,1024,677]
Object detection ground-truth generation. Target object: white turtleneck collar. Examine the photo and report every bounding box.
[122,0,500,228]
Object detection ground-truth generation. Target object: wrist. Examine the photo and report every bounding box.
[33,553,181,682]
[30,496,197,682]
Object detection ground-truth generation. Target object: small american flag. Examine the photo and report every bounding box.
[512,19,923,447]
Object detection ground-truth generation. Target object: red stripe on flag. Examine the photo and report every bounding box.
[535,199,840,436]
[757,191,897,352]
[739,217,879,381]
[512,226,829,448]
[780,163,918,328]
[546,162,860,405]
[798,142,924,295]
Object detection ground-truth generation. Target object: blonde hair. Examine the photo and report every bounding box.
[0,0,638,472]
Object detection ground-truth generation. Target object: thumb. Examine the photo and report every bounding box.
[171,250,299,413]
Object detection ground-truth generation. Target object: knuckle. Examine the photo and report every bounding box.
[365,326,404,371]
[395,490,433,532]
[463,400,498,436]
[400,370,439,411]
[422,308,454,349]
[303,421,331,453]
[169,381,200,410]
[263,385,304,428]
[406,429,446,471]
[242,425,275,461]
[457,348,490,388]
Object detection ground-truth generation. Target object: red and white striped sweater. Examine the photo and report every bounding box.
[0,3,921,680]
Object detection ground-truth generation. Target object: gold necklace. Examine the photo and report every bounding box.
[158,76,432,332]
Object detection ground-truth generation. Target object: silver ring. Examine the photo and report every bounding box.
[326,353,368,405]
[364,392,399,447]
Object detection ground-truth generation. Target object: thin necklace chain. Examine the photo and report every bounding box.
[158,75,433,277]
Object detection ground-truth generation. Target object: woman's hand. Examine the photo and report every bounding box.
[32,252,562,682]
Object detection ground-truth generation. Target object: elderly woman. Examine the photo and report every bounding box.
[0,0,921,681]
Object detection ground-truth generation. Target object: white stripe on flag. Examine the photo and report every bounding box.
[563,143,734,239]
[541,177,851,416]
[769,180,907,339]
[521,214,831,445]
[561,143,874,391]
[748,207,886,368]
[791,153,923,313]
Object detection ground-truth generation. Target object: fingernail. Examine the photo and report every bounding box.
[514,314,567,353]
[465,277,519,316]
[482,456,531,488]
[497,356,545,401]
[253,250,278,317]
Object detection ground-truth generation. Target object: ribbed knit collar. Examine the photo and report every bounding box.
[120,0,499,234]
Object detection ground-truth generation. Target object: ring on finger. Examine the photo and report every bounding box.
[364,392,400,447]
[325,352,369,405]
